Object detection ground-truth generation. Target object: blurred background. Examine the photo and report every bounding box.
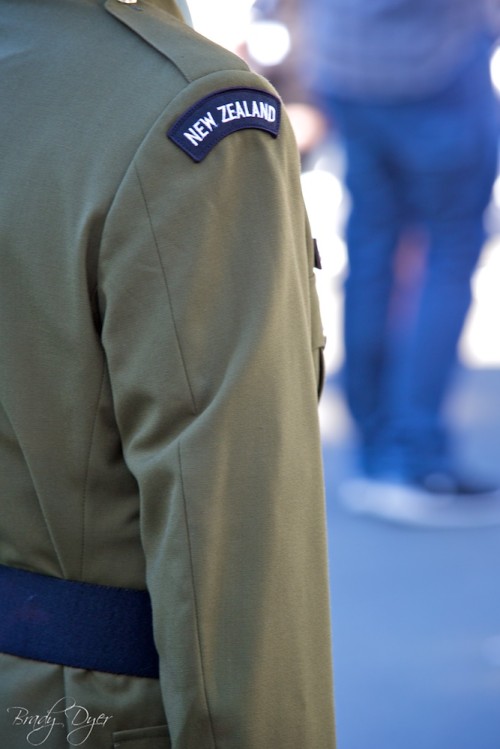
[188,2,500,747]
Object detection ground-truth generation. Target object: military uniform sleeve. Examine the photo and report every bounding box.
[98,69,335,749]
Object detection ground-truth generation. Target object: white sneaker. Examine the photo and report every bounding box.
[338,476,500,529]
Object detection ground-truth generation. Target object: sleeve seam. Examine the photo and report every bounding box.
[132,162,199,416]
[178,441,217,749]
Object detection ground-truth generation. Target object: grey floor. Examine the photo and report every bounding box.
[322,367,500,749]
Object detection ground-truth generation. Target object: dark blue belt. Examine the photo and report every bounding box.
[0,564,159,678]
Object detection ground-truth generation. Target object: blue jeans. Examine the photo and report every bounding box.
[326,39,498,479]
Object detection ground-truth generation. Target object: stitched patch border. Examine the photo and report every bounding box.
[167,87,281,162]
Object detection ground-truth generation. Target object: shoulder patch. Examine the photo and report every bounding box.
[167,88,281,162]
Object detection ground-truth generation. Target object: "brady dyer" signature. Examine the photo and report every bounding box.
[7,697,113,746]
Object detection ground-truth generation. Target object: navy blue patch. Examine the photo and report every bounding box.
[168,88,281,162]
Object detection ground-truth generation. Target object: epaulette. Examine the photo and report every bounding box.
[104,0,249,85]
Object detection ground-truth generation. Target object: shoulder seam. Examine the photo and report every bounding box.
[104,0,249,85]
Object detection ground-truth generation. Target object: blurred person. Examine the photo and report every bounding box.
[0,0,336,747]
[300,0,500,526]
[245,0,328,156]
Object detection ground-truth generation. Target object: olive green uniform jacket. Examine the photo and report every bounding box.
[0,1,335,747]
